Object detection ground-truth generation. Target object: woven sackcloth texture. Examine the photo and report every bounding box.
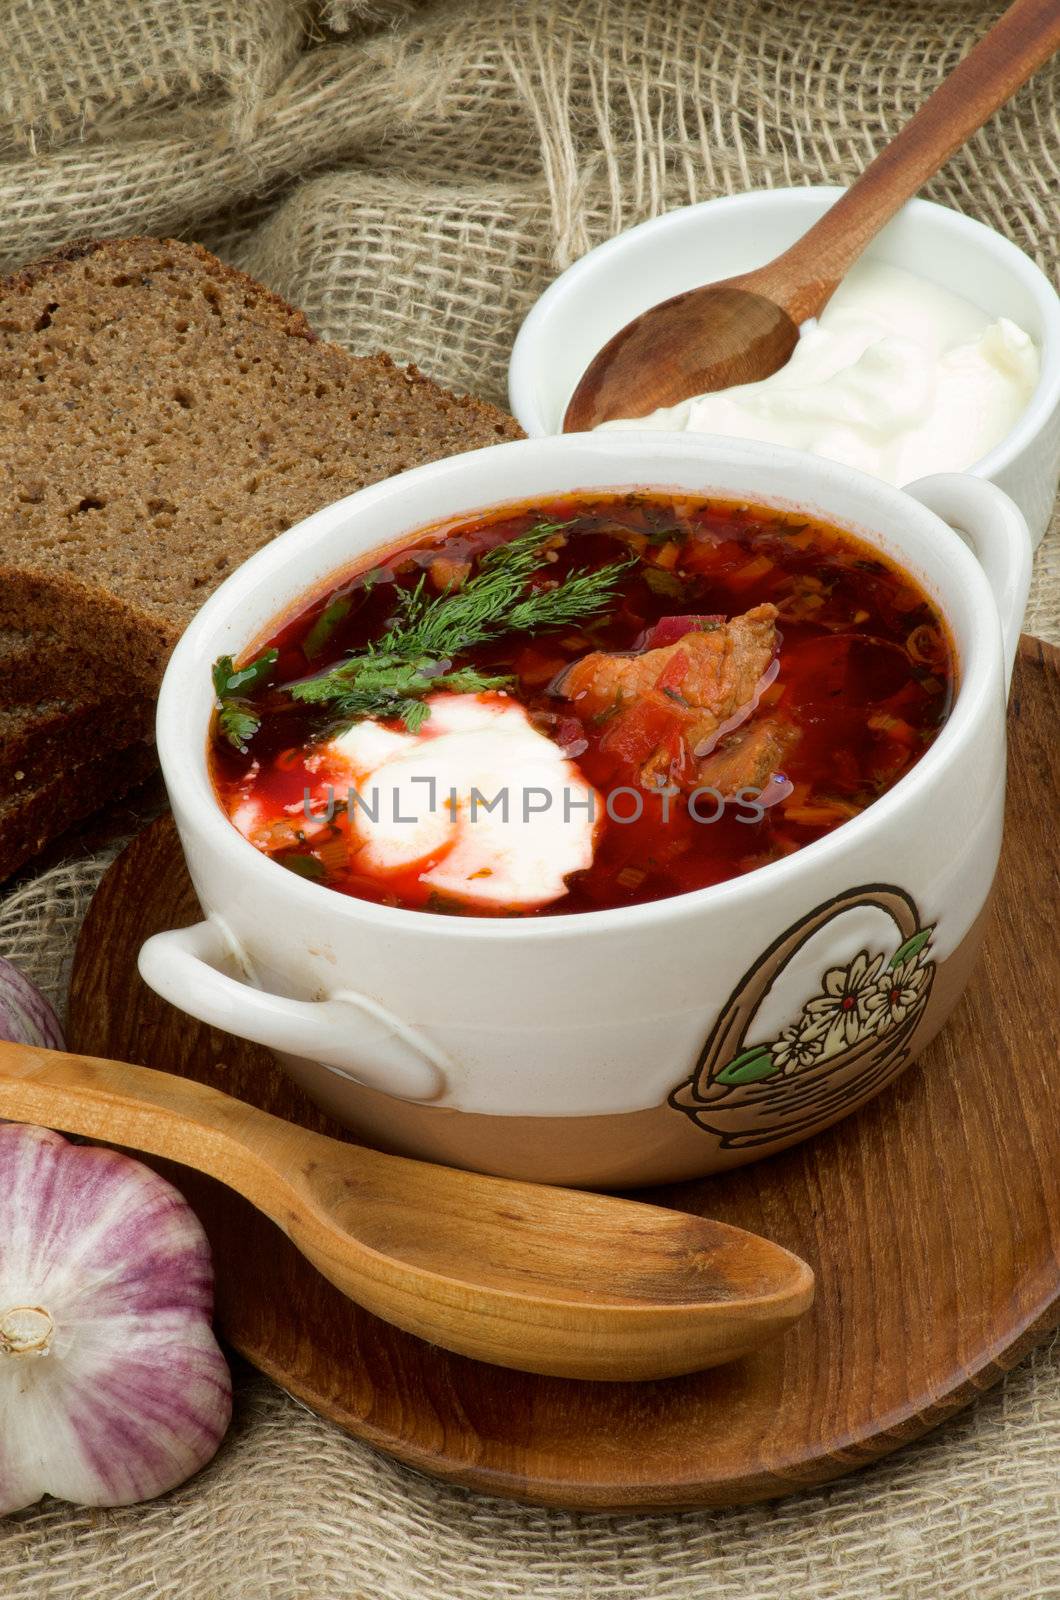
[1,0,1058,1593]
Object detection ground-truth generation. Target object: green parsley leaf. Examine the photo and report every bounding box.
[211,647,278,752]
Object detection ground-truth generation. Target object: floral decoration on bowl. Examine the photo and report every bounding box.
[671,886,937,1149]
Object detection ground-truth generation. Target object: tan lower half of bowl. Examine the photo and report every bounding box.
[273,907,987,1189]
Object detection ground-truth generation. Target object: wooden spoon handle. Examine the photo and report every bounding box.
[763,0,1060,322]
[0,1041,815,1378]
[0,1039,321,1219]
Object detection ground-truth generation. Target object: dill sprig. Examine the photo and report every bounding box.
[287,521,629,734]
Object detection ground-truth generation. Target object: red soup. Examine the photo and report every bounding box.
[209,492,956,916]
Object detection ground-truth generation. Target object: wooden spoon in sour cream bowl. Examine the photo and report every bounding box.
[563,0,1060,432]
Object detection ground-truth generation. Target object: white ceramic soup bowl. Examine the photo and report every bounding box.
[140,434,1031,1188]
[509,187,1060,546]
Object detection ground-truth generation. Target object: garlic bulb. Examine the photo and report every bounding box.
[0,958,64,1050]
[0,1123,232,1514]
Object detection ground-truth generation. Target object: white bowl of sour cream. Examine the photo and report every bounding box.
[509,188,1060,546]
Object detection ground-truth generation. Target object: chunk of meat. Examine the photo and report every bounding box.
[696,716,799,797]
[559,604,784,792]
[561,604,777,734]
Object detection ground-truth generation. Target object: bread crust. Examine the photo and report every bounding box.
[1,235,318,340]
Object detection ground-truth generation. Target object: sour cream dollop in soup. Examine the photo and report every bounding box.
[596,261,1039,485]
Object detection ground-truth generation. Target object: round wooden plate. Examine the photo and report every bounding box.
[67,637,1060,1511]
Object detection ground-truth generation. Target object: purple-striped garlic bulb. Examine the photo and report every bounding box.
[0,1124,232,1514]
[0,958,64,1051]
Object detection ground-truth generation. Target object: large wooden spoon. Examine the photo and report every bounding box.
[0,1041,813,1381]
[563,0,1060,431]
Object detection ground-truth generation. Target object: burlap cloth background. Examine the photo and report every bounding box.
[1,1,1058,1594]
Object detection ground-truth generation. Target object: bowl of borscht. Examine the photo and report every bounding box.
[139,434,1031,1187]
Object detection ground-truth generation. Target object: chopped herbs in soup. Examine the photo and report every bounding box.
[209,492,956,916]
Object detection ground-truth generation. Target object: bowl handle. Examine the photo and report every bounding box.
[902,473,1031,690]
[137,920,448,1104]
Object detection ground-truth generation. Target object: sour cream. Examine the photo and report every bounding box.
[597,261,1039,485]
[326,693,598,910]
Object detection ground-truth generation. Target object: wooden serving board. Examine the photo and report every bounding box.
[67,636,1060,1512]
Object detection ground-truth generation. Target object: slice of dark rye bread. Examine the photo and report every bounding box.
[1,693,151,793]
[0,236,523,693]
[0,741,158,881]
[0,625,91,702]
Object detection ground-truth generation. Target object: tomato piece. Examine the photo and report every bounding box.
[655,648,690,693]
[599,692,690,770]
